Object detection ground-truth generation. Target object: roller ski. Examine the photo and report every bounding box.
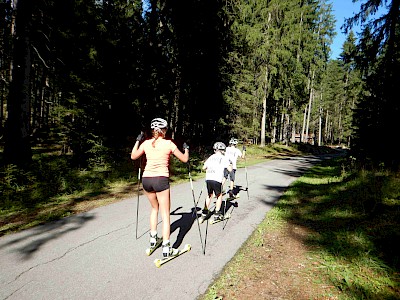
[154,243,191,268]
[145,233,163,256]
[210,212,231,225]
[198,208,213,224]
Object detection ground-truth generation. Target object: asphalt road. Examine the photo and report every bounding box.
[0,154,331,300]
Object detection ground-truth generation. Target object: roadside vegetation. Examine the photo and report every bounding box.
[200,156,400,300]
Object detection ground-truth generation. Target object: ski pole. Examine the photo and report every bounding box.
[221,181,229,229]
[192,183,204,218]
[203,219,209,255]
[222,197,228,230]
[187,161,205,254]
[135,156,142,240]
[223,205,235,230]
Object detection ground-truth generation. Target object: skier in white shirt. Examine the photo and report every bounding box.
[223,138,245,198]
[201,142,232,222]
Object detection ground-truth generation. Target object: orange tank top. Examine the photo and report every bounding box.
[140,138,177,177]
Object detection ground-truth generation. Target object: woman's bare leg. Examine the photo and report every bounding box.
[215,194,223,212]
[205,195,212,210]
[156,189,171,242]
[144,190,159,233]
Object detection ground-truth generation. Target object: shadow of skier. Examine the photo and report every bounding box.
[170,206,200,249]
[232,185,247,197]
[221,199,239,216]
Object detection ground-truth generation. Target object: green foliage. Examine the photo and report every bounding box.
[0,153,118,218]
[223,0,335,144]
[0,164,32,208]
[86,134,113,171]
[1,0,397,180]
[345,0,400,169]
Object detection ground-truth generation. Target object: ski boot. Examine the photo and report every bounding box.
[199,208,210,224]
[213,211,224,222]
[210,210,227,225]
[146,232,162,256]
[162,241,179,258]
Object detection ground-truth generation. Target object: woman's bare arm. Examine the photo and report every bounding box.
[173,148,189,163]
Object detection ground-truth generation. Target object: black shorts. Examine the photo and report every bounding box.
[142,176,170,192]
[206,180,222,197]
[224,168,236,181]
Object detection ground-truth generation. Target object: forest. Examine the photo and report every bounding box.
[0,0,399,177]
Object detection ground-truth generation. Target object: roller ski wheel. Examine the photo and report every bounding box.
[210,213,231,225]
[154,244,192,268]
[145,236,162,256]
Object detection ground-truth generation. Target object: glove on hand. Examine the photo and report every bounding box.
[136,131,144,142]
[183,142,189,150]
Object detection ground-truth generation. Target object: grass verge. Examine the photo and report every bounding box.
[199,157,400,300]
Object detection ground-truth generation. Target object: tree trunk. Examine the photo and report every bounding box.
[318,94,322,146]
[301,103,307,143]
[291,121,296,143]
[318,107,322,146]
[305,69,315,144]
[325,109,329,144]
[260,65,269,147]
[4,0,33,166]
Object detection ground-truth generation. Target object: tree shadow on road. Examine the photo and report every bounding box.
[0,213,95,260]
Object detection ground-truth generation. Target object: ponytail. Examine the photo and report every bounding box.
[151,128,166,147]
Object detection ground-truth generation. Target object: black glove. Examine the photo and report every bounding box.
[183,142,189,150]
[242,145,246,151]
[136,131,144,142]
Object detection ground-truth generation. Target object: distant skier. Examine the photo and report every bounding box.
[131,118,189,258]
[201,142,232,223]
[223,138,245,198]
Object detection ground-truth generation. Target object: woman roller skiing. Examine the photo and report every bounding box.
[131,118,189,258]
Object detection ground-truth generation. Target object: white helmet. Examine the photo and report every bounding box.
[229,138,238,145]
[213,142,226,151]
[150,118,168,130]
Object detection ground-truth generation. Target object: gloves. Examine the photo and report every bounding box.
[242,145,246,151]
[136,131,144,142]
[183,142,189,150]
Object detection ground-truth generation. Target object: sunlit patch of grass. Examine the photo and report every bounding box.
[315,249,399,300]
[200,156,400,300]
[299,165,400,299]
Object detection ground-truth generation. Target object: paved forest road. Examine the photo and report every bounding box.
[0,154,336,300]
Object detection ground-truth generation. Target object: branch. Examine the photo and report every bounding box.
[31,44,50,68]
